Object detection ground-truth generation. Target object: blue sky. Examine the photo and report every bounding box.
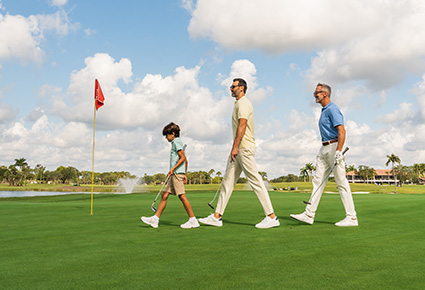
[1,0,425,179]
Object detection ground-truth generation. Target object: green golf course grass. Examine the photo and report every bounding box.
[1,188,424,289]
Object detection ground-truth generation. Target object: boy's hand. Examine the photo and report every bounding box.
[168,168,175,176]
[183,175,187,184]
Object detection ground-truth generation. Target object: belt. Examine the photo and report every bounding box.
[322,139,338,146]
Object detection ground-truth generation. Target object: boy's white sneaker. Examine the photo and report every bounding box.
[198,214,223,227]
[255,216,280,229]
[141,216,159,228]
[290,212,314,225]
[181,219,200,229]
[335,216,358,227]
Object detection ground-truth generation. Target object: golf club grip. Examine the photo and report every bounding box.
[342,147,349,155]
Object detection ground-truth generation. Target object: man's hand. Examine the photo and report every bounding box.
[335,150,344,164]
[231,147,239,162]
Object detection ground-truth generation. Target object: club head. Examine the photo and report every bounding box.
[207,203,215,210]
[303,201,311,205]
[151,205,157,212]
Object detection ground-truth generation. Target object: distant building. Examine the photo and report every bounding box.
[346,169,399,185]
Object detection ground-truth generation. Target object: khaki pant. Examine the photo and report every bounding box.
[305,143,357,217]
[216,148,274,216]
[164,173,185,196]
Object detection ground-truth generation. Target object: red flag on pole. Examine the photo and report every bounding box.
[94,79,105,110]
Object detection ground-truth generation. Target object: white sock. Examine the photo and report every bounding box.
[153,215,159,221]
[189,217,196,221]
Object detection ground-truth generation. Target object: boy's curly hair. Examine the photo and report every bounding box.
[162,122,180,137]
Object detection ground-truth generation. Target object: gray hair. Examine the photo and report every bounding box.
[317,83,331,97]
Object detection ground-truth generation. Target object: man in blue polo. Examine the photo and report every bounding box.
[290,83,358,227]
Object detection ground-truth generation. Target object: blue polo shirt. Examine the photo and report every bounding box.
[319,102,344,142]
[170,137,185,174]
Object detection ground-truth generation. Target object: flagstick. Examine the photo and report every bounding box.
[91,104,97,215]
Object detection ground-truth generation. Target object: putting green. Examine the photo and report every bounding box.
[1,191,424,289]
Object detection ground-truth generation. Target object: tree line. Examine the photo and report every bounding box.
[2,155,424,188]
[0,158,256,186]
[297,154,425,192]
[0,158,136,186]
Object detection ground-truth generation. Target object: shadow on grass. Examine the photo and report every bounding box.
[283,215,334,225]
[222,219,253,227]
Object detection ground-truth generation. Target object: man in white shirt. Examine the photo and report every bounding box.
[199,78,280,229]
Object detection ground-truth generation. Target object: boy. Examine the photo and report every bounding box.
[141,122,199,229]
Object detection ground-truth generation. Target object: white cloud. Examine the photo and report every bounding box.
[34,9,79,36]
[220,59,272,105]
[84,28,96,37]
[50,0,68,7]
[50,54,256,144]
[0,90,18,122]
[0,6,78,64]
[188,0,380,52]
[188,0,425,90]
[411,73,425,121]
[181,0,195,13]
[0,13,45,64]
[376,102,415,123]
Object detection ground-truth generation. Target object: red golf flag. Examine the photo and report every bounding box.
[94,79,105,110]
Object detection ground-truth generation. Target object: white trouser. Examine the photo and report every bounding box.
[305,143,356,218]
[216,148,274,216]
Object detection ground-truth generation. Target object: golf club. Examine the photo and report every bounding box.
[151,144,187,212]
[303,147,349,205]
[208,180,223,210]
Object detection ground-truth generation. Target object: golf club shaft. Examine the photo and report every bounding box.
[208,180,223,209]
[208,153,233,209]
[151,174,170,212]
[304,147,349,205]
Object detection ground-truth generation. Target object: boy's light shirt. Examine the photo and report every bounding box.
[232,96,256,148]
[170,137,185,174]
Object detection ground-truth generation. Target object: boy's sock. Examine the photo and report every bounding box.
[153,215,160,221]
[189,217,197,221]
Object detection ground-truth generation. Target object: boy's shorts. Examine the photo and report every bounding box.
[164,173,185,196]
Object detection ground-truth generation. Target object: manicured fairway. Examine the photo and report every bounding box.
[1,191,424,289]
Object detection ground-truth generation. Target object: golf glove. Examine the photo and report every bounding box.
[335,150,344,164]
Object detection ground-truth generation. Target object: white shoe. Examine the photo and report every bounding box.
[290,212,314,225]
[335,216,358,227]
[198,214,223,227]
[181,219,200,229]
[255,216,280,229]
[141,216,159,228]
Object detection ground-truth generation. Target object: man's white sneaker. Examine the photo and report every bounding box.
[198,214,223,227]
[141,216,159,228]
[290,212,314,225]
[181,219,200,229]
[335,216,358,227]
[255,216,280,229]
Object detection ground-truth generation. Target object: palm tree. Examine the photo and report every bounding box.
[34,164,46,184]
[346,165,357,183]
[216,171,222,184]
[14,158,29,186]
[412,163,425,183]
[305,163,316,182]
[14,158,28,171]
[300,167,309,182]
[386,154,401,193]
[208,169,215,184]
